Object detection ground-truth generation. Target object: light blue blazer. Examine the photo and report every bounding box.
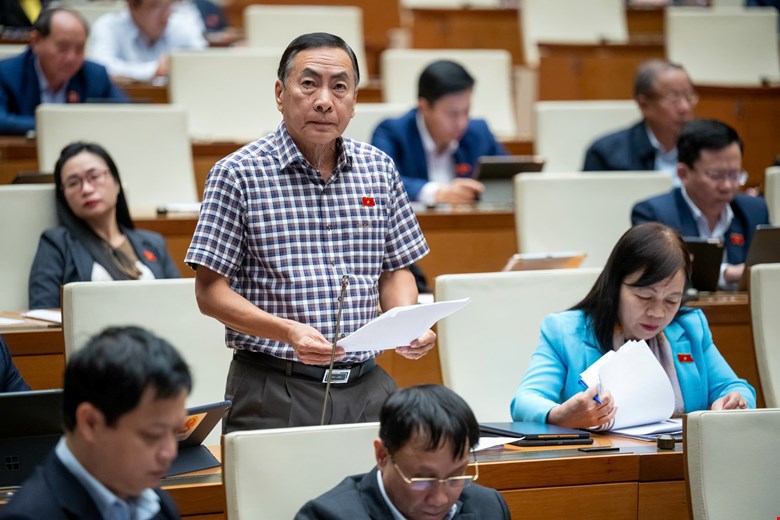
[510,309,756,423]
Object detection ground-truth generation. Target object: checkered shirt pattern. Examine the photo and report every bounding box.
[186,123,429,363]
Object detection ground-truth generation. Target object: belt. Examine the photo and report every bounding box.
[234,349,376,385]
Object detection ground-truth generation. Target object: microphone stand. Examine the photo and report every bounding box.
[320,275,350,426]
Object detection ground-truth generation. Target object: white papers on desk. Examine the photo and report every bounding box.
[0,317,25,326]
[580,340,676,434]
[337,298,470,352]
[475,436,517,451]
[610,418,682,441]
[21,309,62,324]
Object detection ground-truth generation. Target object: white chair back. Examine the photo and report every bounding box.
[666,6,780,86]
[169,49,281,142]
[0,185,57,310]
[514,172,674,268]
[243,5,368,87]
[520,0,628,67]
[750,264,780,408]
[0,44,27,61]
[223,422,379,519]
[435,269,602,422]
[68,1,125,26]
[685,408,780,520]
[534,100,641,172]
[765,166,780,224]
[61,279,231,445]
[401,0,500,5]
[381,48,517,138]
[36,104,197,213]
[344,103,409,144]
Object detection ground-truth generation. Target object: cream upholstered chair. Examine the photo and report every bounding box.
[435,269,602,422]
[223,422,379,519]
[380,48,517,138]
[169,49,281,142]
[765,166,779,224]
[684,408,780,520]
[61,279,230,445]
[666,6,780,86]
[514,172,674,268]
[400,0,500,5]
[520,0,628,67]
[343,103,409,144]
[534,100,641,172]
[0,44,26,60]
[750,264,780,408]
[243,5,368,87]
[0,185,57,310]
[69,1,124,26]
[35,104,197,213]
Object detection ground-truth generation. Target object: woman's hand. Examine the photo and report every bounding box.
[547,386,617,429]
[711,391,748,410]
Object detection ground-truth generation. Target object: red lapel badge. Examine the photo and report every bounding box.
[67,91,80,103]
[455,163,472,177]
[143,250,157,262]
[677,353,694,363]
[730,233,745,246]
[361,197,375,207]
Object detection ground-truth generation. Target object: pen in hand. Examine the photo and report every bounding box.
[578,379,603,405]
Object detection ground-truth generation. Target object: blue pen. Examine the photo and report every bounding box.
[578,379,603,405]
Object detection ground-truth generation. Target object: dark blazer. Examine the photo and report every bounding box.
[632,187,771,264]
[295,467,511,520]
[583,120,656,172]
[28,227,181,309]
[371,108,507,201]
[0,48,127,135]
[0,336,29,392]
[0,453,179,520]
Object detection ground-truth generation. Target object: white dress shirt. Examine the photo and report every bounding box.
[416,111,459,206]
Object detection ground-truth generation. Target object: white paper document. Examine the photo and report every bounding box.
[21,309,63,324]
[580,340,676,433]
[0,317,25,326]
[338,298,470,352]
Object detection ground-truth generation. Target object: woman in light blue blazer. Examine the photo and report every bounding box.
[511,223,755,429]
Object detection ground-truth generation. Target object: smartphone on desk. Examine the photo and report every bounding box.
[508,437,593,447]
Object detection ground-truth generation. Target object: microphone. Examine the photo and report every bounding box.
[320,274,350,426]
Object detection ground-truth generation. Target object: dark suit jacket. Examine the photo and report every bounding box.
[371,108,507,201]
[0,48,127,135]
[0,336,29,392]
[632,187,771,264]
[28,226,181,309]
[583,120,656,172]
[0,453,179,519]
[295,467,511,520]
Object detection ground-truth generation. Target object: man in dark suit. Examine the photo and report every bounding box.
[0,336,29,392]
[632,119,770,288]
[0,7,127,136]
[0,327,191,520]
[371,60,507,204]
[295,385,511,520]
[583,60,696,177]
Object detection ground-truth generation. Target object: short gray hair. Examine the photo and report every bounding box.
[633,59,687,98]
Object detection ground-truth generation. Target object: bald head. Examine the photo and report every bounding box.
[31,9,88,91]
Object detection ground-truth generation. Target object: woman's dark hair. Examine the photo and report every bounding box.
[571,223,692,353]
[53,141,134,231]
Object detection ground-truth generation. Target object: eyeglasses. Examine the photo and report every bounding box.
[391,457,478,493]
[701,169,749,186]
[62,169,110,192]
[651,91,699,107]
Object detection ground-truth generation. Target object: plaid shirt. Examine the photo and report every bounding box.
[186,123,429,363]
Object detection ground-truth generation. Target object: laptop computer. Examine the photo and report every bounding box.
[739,225,780,291]
[166,400,231,477]
[684,238,724,292]
[0,390,63,488]
[479,422,592,446]
[473,155,545,207]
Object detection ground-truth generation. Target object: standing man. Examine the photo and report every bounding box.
[87,0,207,81]
[371,60,506,205]
[0,8,127,135]
[0,327,191,519]
[186,32,435,433]
[583,59,696,179]
[295,385,511,520]
[632,119,770,288]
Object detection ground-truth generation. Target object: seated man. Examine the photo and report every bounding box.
[295,384,511,520]
[0,336,29,392]
[0,326,191,519]
[371,60,507,205]
[87,0,207,81]
[632,119,770,289]
[583,59,696,180]
[0,8,127,135]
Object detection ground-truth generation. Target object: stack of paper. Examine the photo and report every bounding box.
[580,340,681,439]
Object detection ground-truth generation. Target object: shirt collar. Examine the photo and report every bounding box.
[55,437,161,520]
[376,467,459,520]
[680,185,734,236]
[34,57,67,98]
[416,110,458,157]
[275,122,351,179]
